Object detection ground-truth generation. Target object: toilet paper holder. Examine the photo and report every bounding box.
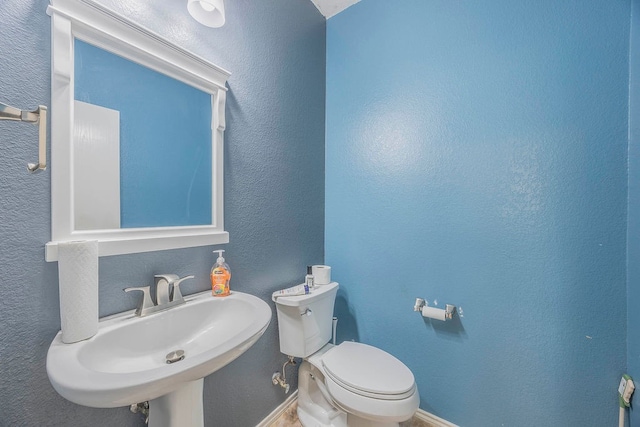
[413,298,456,321]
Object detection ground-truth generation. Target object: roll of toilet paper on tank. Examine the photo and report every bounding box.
[57,240,99,343]
[421,305,446,321]
[312,265,331,285]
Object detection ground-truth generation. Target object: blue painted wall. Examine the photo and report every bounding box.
[75,39,213,228]
[2,0,637,425]
[326,1,630,425]
[629,1,640,426]
[0,0,325,425]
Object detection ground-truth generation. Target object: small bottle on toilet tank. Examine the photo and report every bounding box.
[305,265,315,288]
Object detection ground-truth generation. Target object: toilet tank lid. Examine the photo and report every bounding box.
[272,282,339,307]
[322,341,415,396]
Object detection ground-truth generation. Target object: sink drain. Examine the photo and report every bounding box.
[165,349,185,364]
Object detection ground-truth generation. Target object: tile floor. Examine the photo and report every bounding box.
[268,401,434,427]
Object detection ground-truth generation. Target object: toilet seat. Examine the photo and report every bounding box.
[322,342,416,400]
[318,342,419,423]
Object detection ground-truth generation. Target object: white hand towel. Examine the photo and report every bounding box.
[57,240,99,343]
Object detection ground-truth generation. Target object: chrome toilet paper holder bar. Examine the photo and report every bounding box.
[413,298,456,320]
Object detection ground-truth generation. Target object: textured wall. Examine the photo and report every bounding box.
[629,1,640,426]
[326,1,629,426]
[0,0,325,425]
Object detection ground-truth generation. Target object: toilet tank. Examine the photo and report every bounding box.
[272,282,339,358]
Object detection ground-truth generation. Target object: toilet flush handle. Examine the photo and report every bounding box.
[301,308,313,316]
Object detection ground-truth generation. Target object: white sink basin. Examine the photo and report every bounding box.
[47,290,271,409]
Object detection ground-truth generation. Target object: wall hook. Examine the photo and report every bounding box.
[0,102,48,172]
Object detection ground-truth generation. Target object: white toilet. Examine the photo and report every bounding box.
[273,282,419,427]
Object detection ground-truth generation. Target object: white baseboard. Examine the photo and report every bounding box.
[413,408,459,427]
[256,390,299,427]
[256,391,457,427]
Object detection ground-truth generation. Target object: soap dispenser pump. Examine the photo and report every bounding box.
[211,249,231,297]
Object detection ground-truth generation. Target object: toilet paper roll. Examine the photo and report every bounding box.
[312,265,331,285]
[421,306,446,321]
[58,240,99,343]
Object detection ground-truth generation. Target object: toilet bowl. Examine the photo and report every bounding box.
[273,282,419,427]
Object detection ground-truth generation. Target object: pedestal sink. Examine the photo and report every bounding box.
[47,290,271,426]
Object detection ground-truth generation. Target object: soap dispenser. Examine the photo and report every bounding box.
[211,249,231,297]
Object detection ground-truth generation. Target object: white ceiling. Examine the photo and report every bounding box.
[309,0,360,19]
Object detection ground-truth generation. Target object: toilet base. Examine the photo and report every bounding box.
[297,361,401,427]
[297,361,348,427]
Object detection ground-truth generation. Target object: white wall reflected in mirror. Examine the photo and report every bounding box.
[74,101,120,231]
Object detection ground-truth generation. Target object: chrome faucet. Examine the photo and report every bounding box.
[124,275,195,317]
[154,274,179,305]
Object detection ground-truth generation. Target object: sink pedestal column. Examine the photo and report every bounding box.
[149,379,204,427]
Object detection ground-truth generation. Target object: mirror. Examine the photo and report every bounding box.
[74,39,213,230]
[46,0,231,261]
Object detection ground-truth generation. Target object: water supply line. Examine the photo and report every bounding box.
[332,317,338,345]
[272,356,296,393]
[130,401,149,424]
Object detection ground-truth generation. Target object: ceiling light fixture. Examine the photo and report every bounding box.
[187,0,225,28]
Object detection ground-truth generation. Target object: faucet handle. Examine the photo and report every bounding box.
[172,275,195,302]
[124,286,154,316]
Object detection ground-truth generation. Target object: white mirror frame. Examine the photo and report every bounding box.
[45,0,230,262]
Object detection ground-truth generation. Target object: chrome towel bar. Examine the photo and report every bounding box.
[0,102,48,172]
